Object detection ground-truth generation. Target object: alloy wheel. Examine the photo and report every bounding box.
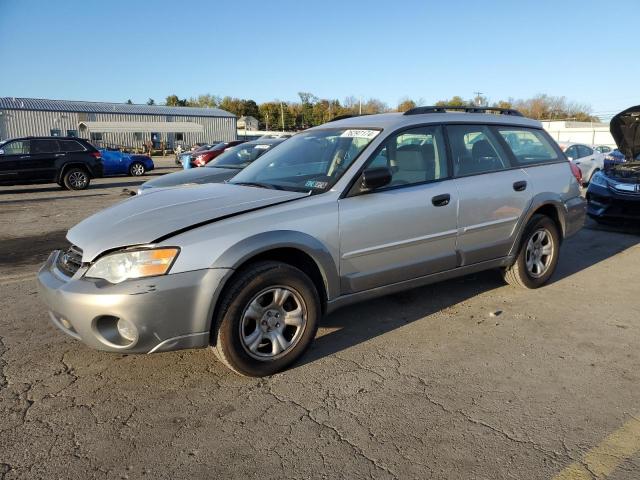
[525,228,554,278]
[239,286,307,361]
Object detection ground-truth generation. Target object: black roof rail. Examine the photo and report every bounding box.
[328,114,355,122]
[403,106,523,117]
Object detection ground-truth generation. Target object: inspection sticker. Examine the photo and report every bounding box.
[305,180,329,189]
[254,144,270,149]
[340,129,380,139]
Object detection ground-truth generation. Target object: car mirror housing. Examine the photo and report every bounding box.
[361,167,392,191]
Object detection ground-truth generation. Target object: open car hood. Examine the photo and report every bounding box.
[610,106,640,160]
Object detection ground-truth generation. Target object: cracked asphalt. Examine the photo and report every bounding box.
[1,158,640,479]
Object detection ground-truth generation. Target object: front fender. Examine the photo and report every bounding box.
[211,230,340,301]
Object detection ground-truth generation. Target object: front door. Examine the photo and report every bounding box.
[0,139,30,183]
[446,124,532,265]
[338,125,458,294]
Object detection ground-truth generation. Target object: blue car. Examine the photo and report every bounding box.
[99,149,155,177]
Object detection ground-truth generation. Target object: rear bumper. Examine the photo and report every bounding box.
[587,183,640,220]
[37,250,231,354]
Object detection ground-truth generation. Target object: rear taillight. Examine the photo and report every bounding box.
[569,162,582,184]
[90,151,101,159]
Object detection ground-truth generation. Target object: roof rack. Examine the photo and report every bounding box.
[403,106,523,117]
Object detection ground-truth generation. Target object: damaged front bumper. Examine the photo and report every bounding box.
[37,250,231,354]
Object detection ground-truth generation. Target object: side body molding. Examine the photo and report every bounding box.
[211,230,341,301]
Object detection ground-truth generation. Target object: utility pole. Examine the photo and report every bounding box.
[359,96,362,115]
[473,91,484,106]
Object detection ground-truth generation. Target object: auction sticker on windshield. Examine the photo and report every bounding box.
[254,144,270,149]
[340,129,380,139]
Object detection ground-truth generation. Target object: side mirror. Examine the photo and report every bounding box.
[361,167,392,191]
[0,149,4,155]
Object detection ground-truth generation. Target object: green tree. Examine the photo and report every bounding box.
[397,98,417,112]
[125,99,133,104]
[165,94,186,106]
[435,96,469,107]
[146,98,155,106]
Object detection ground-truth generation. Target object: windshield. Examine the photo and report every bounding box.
[230,128,380,192]
[208,143,275,169]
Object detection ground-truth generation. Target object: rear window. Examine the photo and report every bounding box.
[32,139,59,154]
[495,127,559,166]
[59,140,86,152]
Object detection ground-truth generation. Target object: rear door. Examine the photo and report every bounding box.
[448,124,533,265]
[338,125,459,293]
[575,144,599,182]
[28,138,60,181]
[0,140,30,183]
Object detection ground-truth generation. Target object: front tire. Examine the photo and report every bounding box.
[62,167,90,190]
[502,214,560,288]
[212,261,320,377]
[129,162,146,176]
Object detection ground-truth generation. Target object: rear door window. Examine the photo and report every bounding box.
[32,139,59,154]
[446,125,510,176]
[495,127,559,166]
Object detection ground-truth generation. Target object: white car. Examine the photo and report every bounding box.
[559,142,604,186]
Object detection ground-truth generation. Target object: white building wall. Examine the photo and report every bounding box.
[541,121,615,148]
[0,109,237,148]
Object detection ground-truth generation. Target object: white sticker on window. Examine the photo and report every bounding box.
[254,144,270,149]
[340,129,380,139]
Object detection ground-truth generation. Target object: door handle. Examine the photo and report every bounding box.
[19,155,30,159]
[431,193,451,207]
[55,153,66,157]
[513,181,527,192]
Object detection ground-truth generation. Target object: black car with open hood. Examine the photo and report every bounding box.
[586,106,640,223]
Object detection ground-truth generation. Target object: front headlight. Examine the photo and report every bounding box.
[85,248,179,284]
[590,171,609,188]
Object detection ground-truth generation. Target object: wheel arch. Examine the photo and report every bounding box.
[57,162,92,182]
[208,231,339,327]
[508,195,567,258]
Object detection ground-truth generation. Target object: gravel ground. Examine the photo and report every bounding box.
[1,158,639,479]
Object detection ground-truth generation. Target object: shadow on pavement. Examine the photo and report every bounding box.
[0,229,68,268]
[299,225,640,368]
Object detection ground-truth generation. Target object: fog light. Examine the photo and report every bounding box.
[116,318,138,342]
[59,317,72,330]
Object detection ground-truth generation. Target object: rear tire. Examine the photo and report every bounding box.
[129,162,145,176]
[62,167,90,190]
[211,261,320,377]
[502,214,560,288]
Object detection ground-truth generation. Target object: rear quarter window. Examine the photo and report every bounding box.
[59,140,87,152]
[495,127,559,166]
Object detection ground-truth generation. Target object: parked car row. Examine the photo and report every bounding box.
[37,107,586,377]
[174,141,247,166]
[139,138,285,194]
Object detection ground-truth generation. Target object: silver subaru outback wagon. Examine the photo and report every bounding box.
[37,107,586,376]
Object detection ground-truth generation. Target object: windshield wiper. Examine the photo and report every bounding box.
[231,181,281,190]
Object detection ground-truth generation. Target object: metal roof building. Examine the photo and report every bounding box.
[0,97,237,150]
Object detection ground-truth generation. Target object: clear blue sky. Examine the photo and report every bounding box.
[1,0,638,119]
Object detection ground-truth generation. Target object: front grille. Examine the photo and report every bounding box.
[56,245,83,277]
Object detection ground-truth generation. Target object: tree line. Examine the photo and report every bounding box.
[129,92,598,130]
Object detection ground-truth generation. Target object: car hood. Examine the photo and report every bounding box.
[610,106,640,160]
[68,183,308,261]
[141,167,238,189]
